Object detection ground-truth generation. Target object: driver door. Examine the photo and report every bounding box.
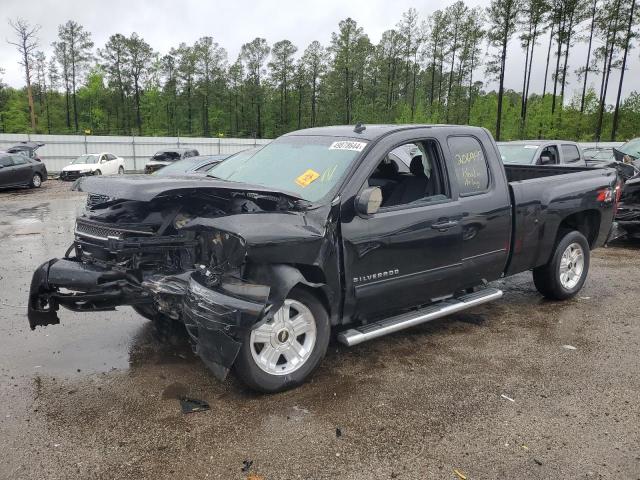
[340,131,464,318]
[10,155,33,184]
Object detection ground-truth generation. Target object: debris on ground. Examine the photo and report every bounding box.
[246,474,264,480]
[501,394,515,402]
[562,345,577,350]
[534,458,543,465]
[336,427,342,438]
[241,460,253,473]
[453,468,468,479]
[179,397,210,414]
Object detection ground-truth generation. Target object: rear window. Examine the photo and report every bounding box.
[447,136,490,196]
[561,144,581,163]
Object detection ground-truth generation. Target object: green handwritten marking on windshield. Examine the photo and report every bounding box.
[320,164,338,182]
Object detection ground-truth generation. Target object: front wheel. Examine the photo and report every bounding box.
[234,288,330,393]
[118,166,124,175]
[94,169,102,176]
[29,172,42,188]
[533,230,590,300]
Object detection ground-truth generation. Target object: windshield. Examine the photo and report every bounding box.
[498,144,539,164]
[208,136,367,201]
[72,154,99,164]
[152,151,181,162]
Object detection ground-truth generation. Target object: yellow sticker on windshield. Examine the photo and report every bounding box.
[295,169,320,187]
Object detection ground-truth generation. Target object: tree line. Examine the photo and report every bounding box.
[1,0,638,141]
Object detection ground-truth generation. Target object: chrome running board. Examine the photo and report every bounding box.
[338,288,503,347]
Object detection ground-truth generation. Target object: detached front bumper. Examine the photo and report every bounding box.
[27,258,152,330]
[28,258,271,381]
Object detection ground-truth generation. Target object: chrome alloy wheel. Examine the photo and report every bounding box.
[559,242,585,289]
[250,299,317,376]
[32,174,41,187]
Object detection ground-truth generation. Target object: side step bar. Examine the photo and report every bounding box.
[338,287,503,347]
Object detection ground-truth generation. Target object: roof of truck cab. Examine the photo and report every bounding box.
[283,124,486,141]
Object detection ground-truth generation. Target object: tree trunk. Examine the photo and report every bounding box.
[134,80,142,135]
[496,36,508,141]
[551,14,564,115]
[611,0,636,140]
[519,28,532,135]
[580,0,598,113]
[542,25,555,98]
[523,24,539,133]
[596,1,620,141]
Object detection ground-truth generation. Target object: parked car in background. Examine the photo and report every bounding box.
[6,141,45,162]
[144,148,200,174]
[60,153,125,181]
[153,154,230,176]
[497,140,586,166]
[0,152,47,189]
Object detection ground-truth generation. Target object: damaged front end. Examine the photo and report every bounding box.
[27,175,332,381]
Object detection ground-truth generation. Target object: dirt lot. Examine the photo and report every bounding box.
[0,180,639,480]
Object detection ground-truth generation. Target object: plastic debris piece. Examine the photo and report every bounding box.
[179,397,210,414]
[522,445,529,450]
[336,427,342,438]
[534,458,543,465]
[501,394,515,402]
[241,460,253,473]
[453,468,468,480]
[562,345,577,350]
[246,475,264,480]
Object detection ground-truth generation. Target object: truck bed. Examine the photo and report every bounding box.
[504,164,618,276]
[504,164,595,182]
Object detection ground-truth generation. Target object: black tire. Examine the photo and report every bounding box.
[94,169,102,176]
[118,166,125,174]
[29,172,42,188]
[533,230,590,300]
[234,288,330,393]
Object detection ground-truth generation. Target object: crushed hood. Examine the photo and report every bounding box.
[72,174,305,202]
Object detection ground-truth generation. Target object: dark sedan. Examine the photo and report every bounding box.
[153,154,230,176]
[0,152,48,189]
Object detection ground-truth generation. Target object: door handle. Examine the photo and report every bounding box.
[431,220,458,231]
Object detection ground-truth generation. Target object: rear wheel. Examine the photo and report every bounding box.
[94,169,102,176]
[29,172,42,188]
[234,288,330,393]
[533,230,590,300]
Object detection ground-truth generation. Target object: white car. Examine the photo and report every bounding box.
[60,153,126,181]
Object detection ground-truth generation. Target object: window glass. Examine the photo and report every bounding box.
[540,146,559,164]
[209,135,367,202]
[366,139,449,208]
[0,156,14,167]
[561,144,581,163]
[12,155,28,165]
[447,136,490,195]
[498,144,539,164]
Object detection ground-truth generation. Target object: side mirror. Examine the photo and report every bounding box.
[540,154,554,165]
[355,186,383,216]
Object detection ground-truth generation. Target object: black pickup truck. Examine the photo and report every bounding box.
[28,125,619,392]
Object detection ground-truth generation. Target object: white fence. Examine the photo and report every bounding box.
[0,133,272,173]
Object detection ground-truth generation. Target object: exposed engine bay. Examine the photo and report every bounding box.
[27,177,330,380]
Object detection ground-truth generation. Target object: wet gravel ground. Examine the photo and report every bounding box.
[1,180,639,479]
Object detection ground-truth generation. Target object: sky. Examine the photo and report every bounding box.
[1,0,638,104]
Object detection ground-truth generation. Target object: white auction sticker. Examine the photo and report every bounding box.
[524,145,539,149]
[329,141,367,152]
